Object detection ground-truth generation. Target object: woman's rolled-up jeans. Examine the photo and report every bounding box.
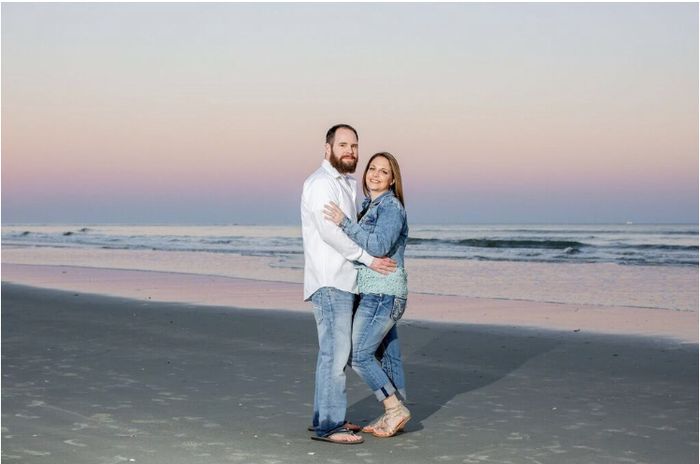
[351,293,407,402]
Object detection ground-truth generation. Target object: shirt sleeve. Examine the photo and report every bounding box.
[340,200,405,257]
[306,178,375,266]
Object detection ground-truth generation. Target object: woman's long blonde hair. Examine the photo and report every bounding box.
[362,152,405,207]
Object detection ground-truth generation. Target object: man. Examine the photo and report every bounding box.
[301,124,396,444]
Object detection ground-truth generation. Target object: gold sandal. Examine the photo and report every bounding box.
[361,414,385,433]
[372,403,411,438]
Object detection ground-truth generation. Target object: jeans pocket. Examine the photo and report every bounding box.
[391,297,407,322]
[312,304,323,323]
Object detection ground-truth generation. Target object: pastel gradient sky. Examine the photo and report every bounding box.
[2,3,698,224]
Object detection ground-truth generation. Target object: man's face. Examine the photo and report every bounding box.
[326,128,358,174]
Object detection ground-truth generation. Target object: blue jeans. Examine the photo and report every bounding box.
[351,293,407,402]
[376,324,407,401]
[311,287,355,436]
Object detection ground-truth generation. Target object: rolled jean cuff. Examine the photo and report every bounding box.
[373,382,397,402]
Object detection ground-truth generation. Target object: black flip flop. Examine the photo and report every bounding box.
[307,422,362,432]
[310,427,364,445]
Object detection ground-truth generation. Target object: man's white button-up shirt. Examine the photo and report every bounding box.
[301,159,375,301]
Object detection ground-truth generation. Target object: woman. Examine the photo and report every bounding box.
[324,152,410,438]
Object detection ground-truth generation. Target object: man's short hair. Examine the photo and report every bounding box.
[326,124,358,146]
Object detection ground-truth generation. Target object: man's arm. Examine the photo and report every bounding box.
[305,178,395,273]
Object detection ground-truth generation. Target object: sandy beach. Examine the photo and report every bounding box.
[2,281,698,463]
[2,263,698,343]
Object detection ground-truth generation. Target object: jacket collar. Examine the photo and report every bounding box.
[362,190,394,209]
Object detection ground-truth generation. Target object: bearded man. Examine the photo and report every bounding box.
[301,124,395,444]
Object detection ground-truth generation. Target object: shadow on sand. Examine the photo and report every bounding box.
[347,320,562,430]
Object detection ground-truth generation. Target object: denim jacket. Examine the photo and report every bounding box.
[340,190,408,267]
[339,190,409,297]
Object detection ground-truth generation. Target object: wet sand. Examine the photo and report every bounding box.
[2,283,697,463]
[3,263,698,343]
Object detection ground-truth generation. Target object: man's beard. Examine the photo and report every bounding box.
[329,147,358,174]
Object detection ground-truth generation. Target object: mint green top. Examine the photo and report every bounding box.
[357,266,408,299]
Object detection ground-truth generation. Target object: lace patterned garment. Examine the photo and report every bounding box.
[357,266,408,298]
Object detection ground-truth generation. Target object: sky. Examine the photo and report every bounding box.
[2,2,698,225]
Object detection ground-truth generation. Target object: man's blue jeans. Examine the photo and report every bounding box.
[351,293,407,402]
[311,287,355,436]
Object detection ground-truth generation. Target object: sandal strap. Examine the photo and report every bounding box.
[384,403,409,417]
[323,426,357,438]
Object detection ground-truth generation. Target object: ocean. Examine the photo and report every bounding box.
[2,223,698,312]
[2,223,697,267]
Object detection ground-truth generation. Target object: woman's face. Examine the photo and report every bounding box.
[365,156,393,196]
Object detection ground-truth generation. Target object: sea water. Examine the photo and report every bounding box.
[2,223,698,311]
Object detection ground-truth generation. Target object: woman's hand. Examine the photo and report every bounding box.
[323,201,347,226]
